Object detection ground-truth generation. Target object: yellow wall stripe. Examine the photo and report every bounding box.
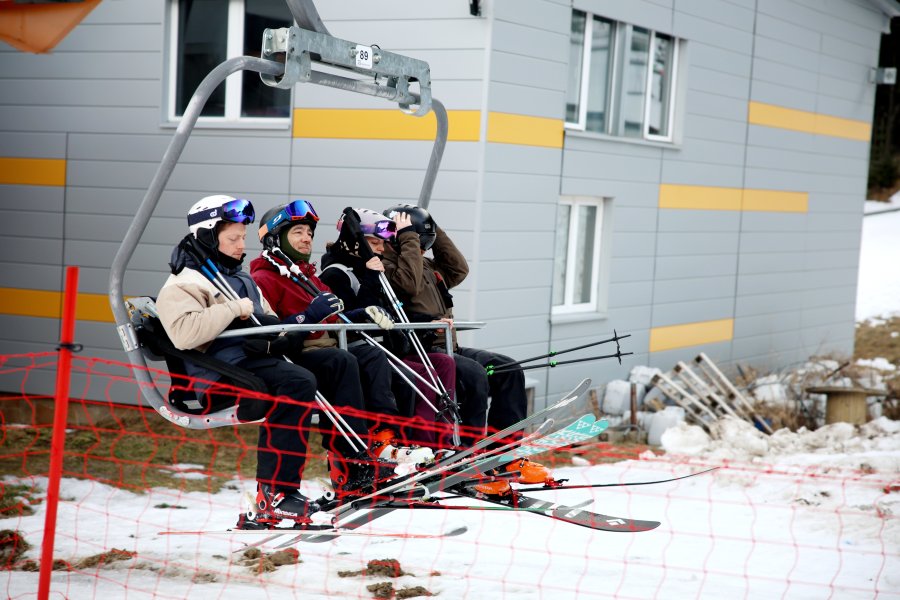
[0,157,66,186]
[659,184,808,213]
[649,318,734,353]
[486,112,564,148]
[659,184,742,211]
[293,108,481,141]
[748,101,871,142]
[0,288,113,323]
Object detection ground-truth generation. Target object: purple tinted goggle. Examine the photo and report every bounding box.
[361,220,397,240]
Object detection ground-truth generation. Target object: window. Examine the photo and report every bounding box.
[566,11,679,142]
[168,0,292,122]
[552,197,605,315]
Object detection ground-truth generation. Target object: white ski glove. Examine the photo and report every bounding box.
[365,306,395,330]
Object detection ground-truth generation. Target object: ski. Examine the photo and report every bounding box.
[515,467,720,493]
[449,487,660,533]
[279,379,607,547]
[161,524,468,541]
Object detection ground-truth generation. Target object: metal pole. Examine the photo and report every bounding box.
[38,266,79,600]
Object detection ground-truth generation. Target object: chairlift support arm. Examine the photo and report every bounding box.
[109,2,449,429]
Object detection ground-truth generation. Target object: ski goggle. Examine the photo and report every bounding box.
[259,199,319,239]
[188,198,255,227]
[336,215,397,240]
[360,220,396,240]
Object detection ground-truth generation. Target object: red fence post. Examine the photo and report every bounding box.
[37,265,79,600]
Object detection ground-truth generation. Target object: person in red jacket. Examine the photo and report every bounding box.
[249,200,434,484]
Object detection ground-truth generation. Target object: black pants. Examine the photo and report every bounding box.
[235,356,317,491]
[456,347,527,432]
[348,343,400,423]
[288,347,369,456]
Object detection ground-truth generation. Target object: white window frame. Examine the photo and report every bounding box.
[166,0,291,125]
[552,196,605,316]
[565,12,679,143]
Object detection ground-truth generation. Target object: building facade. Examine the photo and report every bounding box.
[0,0,896,407]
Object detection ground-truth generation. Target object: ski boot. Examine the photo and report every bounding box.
[370,427,436,470]
[504,458,552,484]
[328,449,397,500]
[235,482,319,530]
[473,459,553,496]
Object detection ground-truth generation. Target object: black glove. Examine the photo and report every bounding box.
[283,292,343,325]
[242,332,302,356]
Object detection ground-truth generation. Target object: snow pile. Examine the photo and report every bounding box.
[661,416,900,470]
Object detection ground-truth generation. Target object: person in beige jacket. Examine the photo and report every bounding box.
[157,194,364,529]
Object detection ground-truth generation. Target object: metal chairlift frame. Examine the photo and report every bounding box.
[108,0,453,429]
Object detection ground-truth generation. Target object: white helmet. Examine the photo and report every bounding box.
[187,195,255,240]
[337,207,397,240]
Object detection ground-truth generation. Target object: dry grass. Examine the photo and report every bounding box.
[855,315,900,420]
[0,413,330,495]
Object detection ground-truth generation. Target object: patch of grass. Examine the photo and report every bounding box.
[854,315,900,419]
[0,530,30,569]
[0,484,40,518]
[0,412,330,495]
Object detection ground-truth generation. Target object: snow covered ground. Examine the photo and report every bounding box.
[3,415,899,599]
[857,199,900,321]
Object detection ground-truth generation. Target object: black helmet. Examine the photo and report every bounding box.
[383,204,436,251]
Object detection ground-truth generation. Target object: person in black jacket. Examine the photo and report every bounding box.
[320,208,458,448]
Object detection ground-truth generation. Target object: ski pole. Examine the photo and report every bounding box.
[182,239,366,453]
[488,350,634,374]
[486,331,631,375]
[262,249,444,413]
[340,208,462,441]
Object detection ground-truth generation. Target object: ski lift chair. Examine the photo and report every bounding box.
[109,0,449,429]
[126,296,268,426]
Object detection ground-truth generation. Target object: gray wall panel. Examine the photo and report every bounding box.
[650,298,735,326]
[0,209,63,239]
[491,20,569,64]
[610,256,656,283]
[656,232,740,255]
[661,161,744,187]
[573,0,675,33]
[653,275,736,303]
[0,79,160,108]
[689,42,752,78]
[487,81,566,117]
[687,66,751,100]
[0,133,67,157]
[0,53,161,81]
[607,281,653,308]
[0,263,63,291]
[683,114,748,143]
[611,232,657,257]
[655,254,738,280]
[657,210,741,232]
[673,12,753,54]
[0,106,162,135]
[563,149,662,183]
[482,171,561,203]
[0,186,64,212]
[738,252,807,275]
[485,145,562,175]
[0,237,64,266]
[738,213,808,232]
[55,23,162,53]
[675,0,756,31]
[292,139,479,172]
[477,259,554,291]
[735,290,805,316]
[754,13,821,51]
[750,81,818,112]
[493,0,571,33]
[684,89,748,122]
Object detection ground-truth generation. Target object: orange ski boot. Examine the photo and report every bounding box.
[473,480,512,496]
[505,459,552,484]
